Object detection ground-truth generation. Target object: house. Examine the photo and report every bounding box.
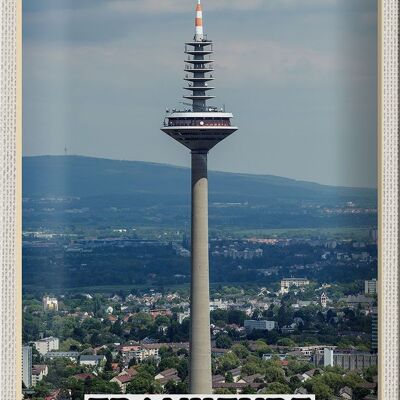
[281,323,298,334]
[238,373,263,384]
[32,365,48,386]
[79,354,105,367]
[149,309,172,319]
[339,386,353,400]
[72,373,96,381]
[157,375,181,387]
[111,363,120,372]
[155,368,181,387]
[294,387,308,395]
[155,368,179,381]
[110,373,134,394]
[227,367,242,382]
[212,375,225,384]
[107,315,118,324]
[301,369,321,382]
[45,389,61,400]
[211,348,230,357]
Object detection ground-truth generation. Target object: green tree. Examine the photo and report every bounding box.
[277,338,296,347]
[216,334,233,349]
[261,382,291,394]
[214,388,236,394]
[218,352,240,373]
[225,371,233,383]
[231,344,249,359]
[264,365,285,383]
[242,385,257,394]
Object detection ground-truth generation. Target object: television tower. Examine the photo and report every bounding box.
[161,0,238,393]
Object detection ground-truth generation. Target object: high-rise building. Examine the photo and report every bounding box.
[22,346,32,389]
[161,0,238,393]
[371,307,378,352]
[365,279,378,295]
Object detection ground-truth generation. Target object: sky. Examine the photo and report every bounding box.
[23,0,377,188]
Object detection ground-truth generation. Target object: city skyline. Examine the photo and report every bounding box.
[23,0,377,188]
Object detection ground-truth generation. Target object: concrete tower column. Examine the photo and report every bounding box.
[189,151,212,393]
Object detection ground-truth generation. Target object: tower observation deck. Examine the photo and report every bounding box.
[161,1,238,394]
[161,0,238,152]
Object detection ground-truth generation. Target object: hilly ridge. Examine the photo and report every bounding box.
[23,155,375,204]
[22,156,377,231]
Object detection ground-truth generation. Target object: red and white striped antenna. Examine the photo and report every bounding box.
[195,0,204,41]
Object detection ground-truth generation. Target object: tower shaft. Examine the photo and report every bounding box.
[161,1,238,393]
[190,151,212,393]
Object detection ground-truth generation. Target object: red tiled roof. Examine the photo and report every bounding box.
[73,373,96,381]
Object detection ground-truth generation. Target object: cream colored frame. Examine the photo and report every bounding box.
[0,0,398,399]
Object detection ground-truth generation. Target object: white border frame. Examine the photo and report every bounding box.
[0,0,21,399]
[379,0,399,398]
[0,0,398,399]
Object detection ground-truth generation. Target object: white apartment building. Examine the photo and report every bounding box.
[280,278,310,294]
[22,346,32,389]
[365,279,378,295]
[33,337,59,355]
[42,296,58,311]
[244,320,276,332]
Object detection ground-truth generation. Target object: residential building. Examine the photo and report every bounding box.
[339,386,353,400]
[280,278,310,294]
[365,279,378,295]
[155,368,179,381]
[45,351,80,361]
[227,367,242,382]
[22,346,32,389]
[32,365,48,386]
[155,368,181,387]
[72,373,96,381]
[80,354,105,367]
[42,296,58,311]
[294,345,336,357]
[149,309,172,319]
[315,348,378,371]
[32,337,59,356]
[177,311,190,324]
[339,294,375,309]
[262,353,288,361]
[244,320,276,332]
[110,373,136,394]
[371,307,378,352]
[320,292,328,308]
[119,344,159,366]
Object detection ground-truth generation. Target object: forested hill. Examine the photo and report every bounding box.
[23,155,375,206]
